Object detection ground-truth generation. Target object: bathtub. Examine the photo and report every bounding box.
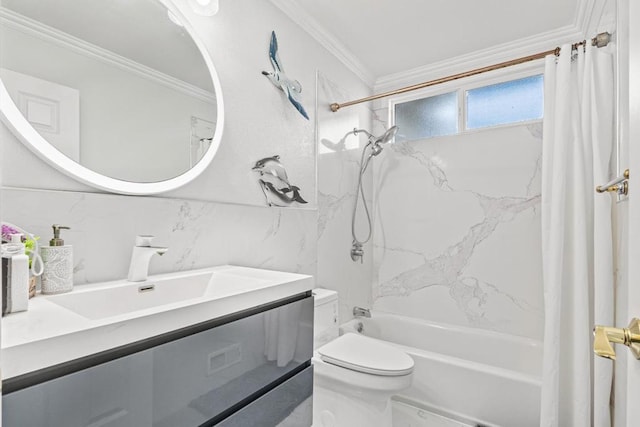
[340,313,542,427]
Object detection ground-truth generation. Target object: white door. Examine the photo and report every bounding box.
[614,0,640,425]
[0,68,80,162]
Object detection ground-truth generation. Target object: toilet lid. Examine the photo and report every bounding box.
[318,333,414,376]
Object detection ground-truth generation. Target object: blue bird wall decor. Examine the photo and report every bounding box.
[252,155,308,207]
[261,31,309,120]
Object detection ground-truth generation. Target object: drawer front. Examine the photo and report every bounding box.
[215,366,313,427]
[3,296,313,427]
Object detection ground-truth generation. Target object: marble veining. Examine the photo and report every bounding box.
[316,77,543,339]
[376,193,540,330]
[1,188,317,288]
[317,191,352,239]
[377,194,540,296]
[373,124,544,339]
[316,71,374,323]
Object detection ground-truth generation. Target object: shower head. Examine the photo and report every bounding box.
[370,125,398,156]
[373,126,398,146]
[341,126,400,156]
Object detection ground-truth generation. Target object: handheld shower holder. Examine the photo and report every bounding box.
[345,125,399,264]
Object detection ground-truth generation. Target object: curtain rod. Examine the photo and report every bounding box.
[329,32,612,113]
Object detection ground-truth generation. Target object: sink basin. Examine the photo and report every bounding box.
[45,266,297,320]
[47,271,214,320]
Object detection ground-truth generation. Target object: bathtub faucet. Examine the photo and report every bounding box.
[353,306,371,318]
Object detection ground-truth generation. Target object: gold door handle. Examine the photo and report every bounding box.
[596,169,630,195]
[595,181,628,195]
[593,318,640,360]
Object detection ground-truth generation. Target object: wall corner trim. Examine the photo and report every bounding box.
[268,0,375,87]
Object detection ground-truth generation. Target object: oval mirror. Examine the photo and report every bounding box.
[0,0,224,195]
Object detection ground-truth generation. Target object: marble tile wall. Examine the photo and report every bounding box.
[316,72,373,323]
[316,95,544,339]
[1,188,317,285]
[371,122,544,340]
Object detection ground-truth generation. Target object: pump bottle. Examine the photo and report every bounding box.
[41,224,73,294]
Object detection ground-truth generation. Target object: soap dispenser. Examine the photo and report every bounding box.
[41,224,73,294]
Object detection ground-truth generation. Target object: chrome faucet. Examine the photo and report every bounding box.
[353,306,371,318]
[127,235,168,282]
[351,241,364,263]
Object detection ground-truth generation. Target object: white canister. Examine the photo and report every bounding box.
[40,225,73,294]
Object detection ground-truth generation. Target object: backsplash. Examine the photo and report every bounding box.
[1,188,317,284]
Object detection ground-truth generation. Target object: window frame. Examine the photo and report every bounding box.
[388,61,544,141]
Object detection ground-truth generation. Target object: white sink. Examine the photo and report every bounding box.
[47,271,214,320]
[45,267,290,320]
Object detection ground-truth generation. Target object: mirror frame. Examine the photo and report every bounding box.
[0,0,224,195]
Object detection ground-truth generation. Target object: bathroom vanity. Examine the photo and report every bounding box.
[1,265,314,426]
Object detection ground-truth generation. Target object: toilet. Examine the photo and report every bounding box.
[312,289,414,427]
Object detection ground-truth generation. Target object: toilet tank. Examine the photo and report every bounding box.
[313,288,339,349]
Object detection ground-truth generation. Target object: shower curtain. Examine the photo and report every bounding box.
[540,43,614,426]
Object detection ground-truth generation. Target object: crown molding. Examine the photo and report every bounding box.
[374,24,583,93]
[0,7,216,104]
[269,0,375,86]
[268,0,607,94]
[375,0,615,92]
[578,0,616,36]
[575,0,598,36]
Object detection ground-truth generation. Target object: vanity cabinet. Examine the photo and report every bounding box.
[2,294,313,427]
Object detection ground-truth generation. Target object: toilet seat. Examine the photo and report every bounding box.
[317,333,414,376]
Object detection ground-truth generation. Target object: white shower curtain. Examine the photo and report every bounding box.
[540,43,614,426]
[264,302,303,367]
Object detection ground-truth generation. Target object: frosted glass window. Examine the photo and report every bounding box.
[466,75,543,129]
[394,92,458,142]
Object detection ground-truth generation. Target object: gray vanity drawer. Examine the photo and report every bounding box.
[3,295,313,427]
[216,366,313,427]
